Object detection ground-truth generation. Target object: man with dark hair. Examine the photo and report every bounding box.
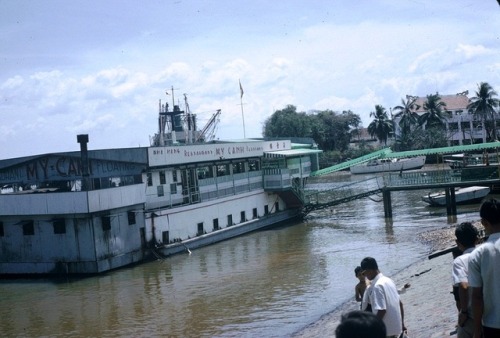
[335,310,386,338]
[469,199,500,338]
[360,257,405,338]
[452,222,479,338]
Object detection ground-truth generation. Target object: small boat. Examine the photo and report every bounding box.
[350,156,426,174]
[421,186,490,206]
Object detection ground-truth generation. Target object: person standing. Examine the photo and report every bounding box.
[452,222,479,338]
[468,199,500,338]
[360,257,405,338]
[354,266,368,303]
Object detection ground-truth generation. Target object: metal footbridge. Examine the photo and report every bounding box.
[302,142,500,216]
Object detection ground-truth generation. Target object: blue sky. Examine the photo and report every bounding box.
[1,0,499,158]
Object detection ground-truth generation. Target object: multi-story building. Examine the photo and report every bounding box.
[394,91,499,146]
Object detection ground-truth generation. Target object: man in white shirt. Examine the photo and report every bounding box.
[360,257,405,338]
[468,199,500,338]
[452,222,479,338]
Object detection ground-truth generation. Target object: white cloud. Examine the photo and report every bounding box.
[455,43,493,60]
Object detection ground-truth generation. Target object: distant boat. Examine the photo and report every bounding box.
[350,156,426,174]
[421,186,490,206]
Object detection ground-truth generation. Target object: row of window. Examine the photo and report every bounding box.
[147,160,261,187]
[162,205,275,244]
[0,211,137,237]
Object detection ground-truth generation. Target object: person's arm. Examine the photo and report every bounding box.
[458,281,469,327]
[376,309,386,320]
[471,287,483,338]
[400,300,406,331]
[355,284,362,301]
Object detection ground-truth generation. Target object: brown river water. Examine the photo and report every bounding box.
[0,169,489,337]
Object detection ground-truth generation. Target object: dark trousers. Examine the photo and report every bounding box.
[483,326,500,338]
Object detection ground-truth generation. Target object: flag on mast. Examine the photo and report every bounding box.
[239,79,244,99]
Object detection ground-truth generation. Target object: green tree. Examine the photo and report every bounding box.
[262,105,311,138]
[367,104,393,145]
[393,96,420,136]
[418,93,450,128]
[467,82,500,141]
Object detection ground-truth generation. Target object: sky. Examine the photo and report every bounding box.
[1,0,499,159]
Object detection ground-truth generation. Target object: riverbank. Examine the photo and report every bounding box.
[292,222,483,338]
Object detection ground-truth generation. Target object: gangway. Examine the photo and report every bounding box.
[303,177,383,214]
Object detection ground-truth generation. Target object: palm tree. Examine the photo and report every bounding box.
[418,93,449,129]
[367,105,393,146]
[393,96,420,136]
[467,82,500,141]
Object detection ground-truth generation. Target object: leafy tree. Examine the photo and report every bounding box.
[312,110,361,152]
[418,93,450,128]
[467,82,500,141]
[393,96,420,136]
[262,105,311,138]
[410,127,448,149]
[367,105,393,145]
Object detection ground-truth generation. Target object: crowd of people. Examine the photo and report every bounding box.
[336,198,500,338]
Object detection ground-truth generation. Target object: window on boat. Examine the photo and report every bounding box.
[127,211,136,225]
[172,170,178,182]
[101,216,111,231]
[253,208,258,219]
[197,222,204,236]
[0,221,4,237]
[162,230,169,244]
[232,161,245,174]
[275,202,280,212]
[157,185,164,197]
[213,218,219,230]
[147,173,153,186]
[197,165,213,179]
[227,214,233,227]
[53,218,66,234]
[264,205,269,215]
[240,211,246,223]
[170,183,177,194]
[249,159,260,171]
[217,164,229,177]
[159,171,166,185]
[22,220,34,236]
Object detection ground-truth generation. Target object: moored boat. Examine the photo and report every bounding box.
[421,185,490,206]
[0,91,322,275]
[350,156,426,174]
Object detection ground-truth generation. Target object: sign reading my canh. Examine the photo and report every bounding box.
[0,155,145,184]
[148,140,291,167]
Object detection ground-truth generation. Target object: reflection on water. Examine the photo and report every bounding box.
[0,171,489,337]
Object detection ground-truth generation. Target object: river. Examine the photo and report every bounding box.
[0,170,487,337]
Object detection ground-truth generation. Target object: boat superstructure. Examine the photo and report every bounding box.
[0,92,321,275]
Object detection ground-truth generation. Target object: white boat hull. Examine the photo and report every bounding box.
[350,156,426,174]
[421,186,490,206]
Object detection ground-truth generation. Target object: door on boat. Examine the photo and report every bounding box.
[181,167,199,204]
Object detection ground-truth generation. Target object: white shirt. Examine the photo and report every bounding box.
[369,273,402,336]
[468,233,500,329]
[452,247,474,316]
